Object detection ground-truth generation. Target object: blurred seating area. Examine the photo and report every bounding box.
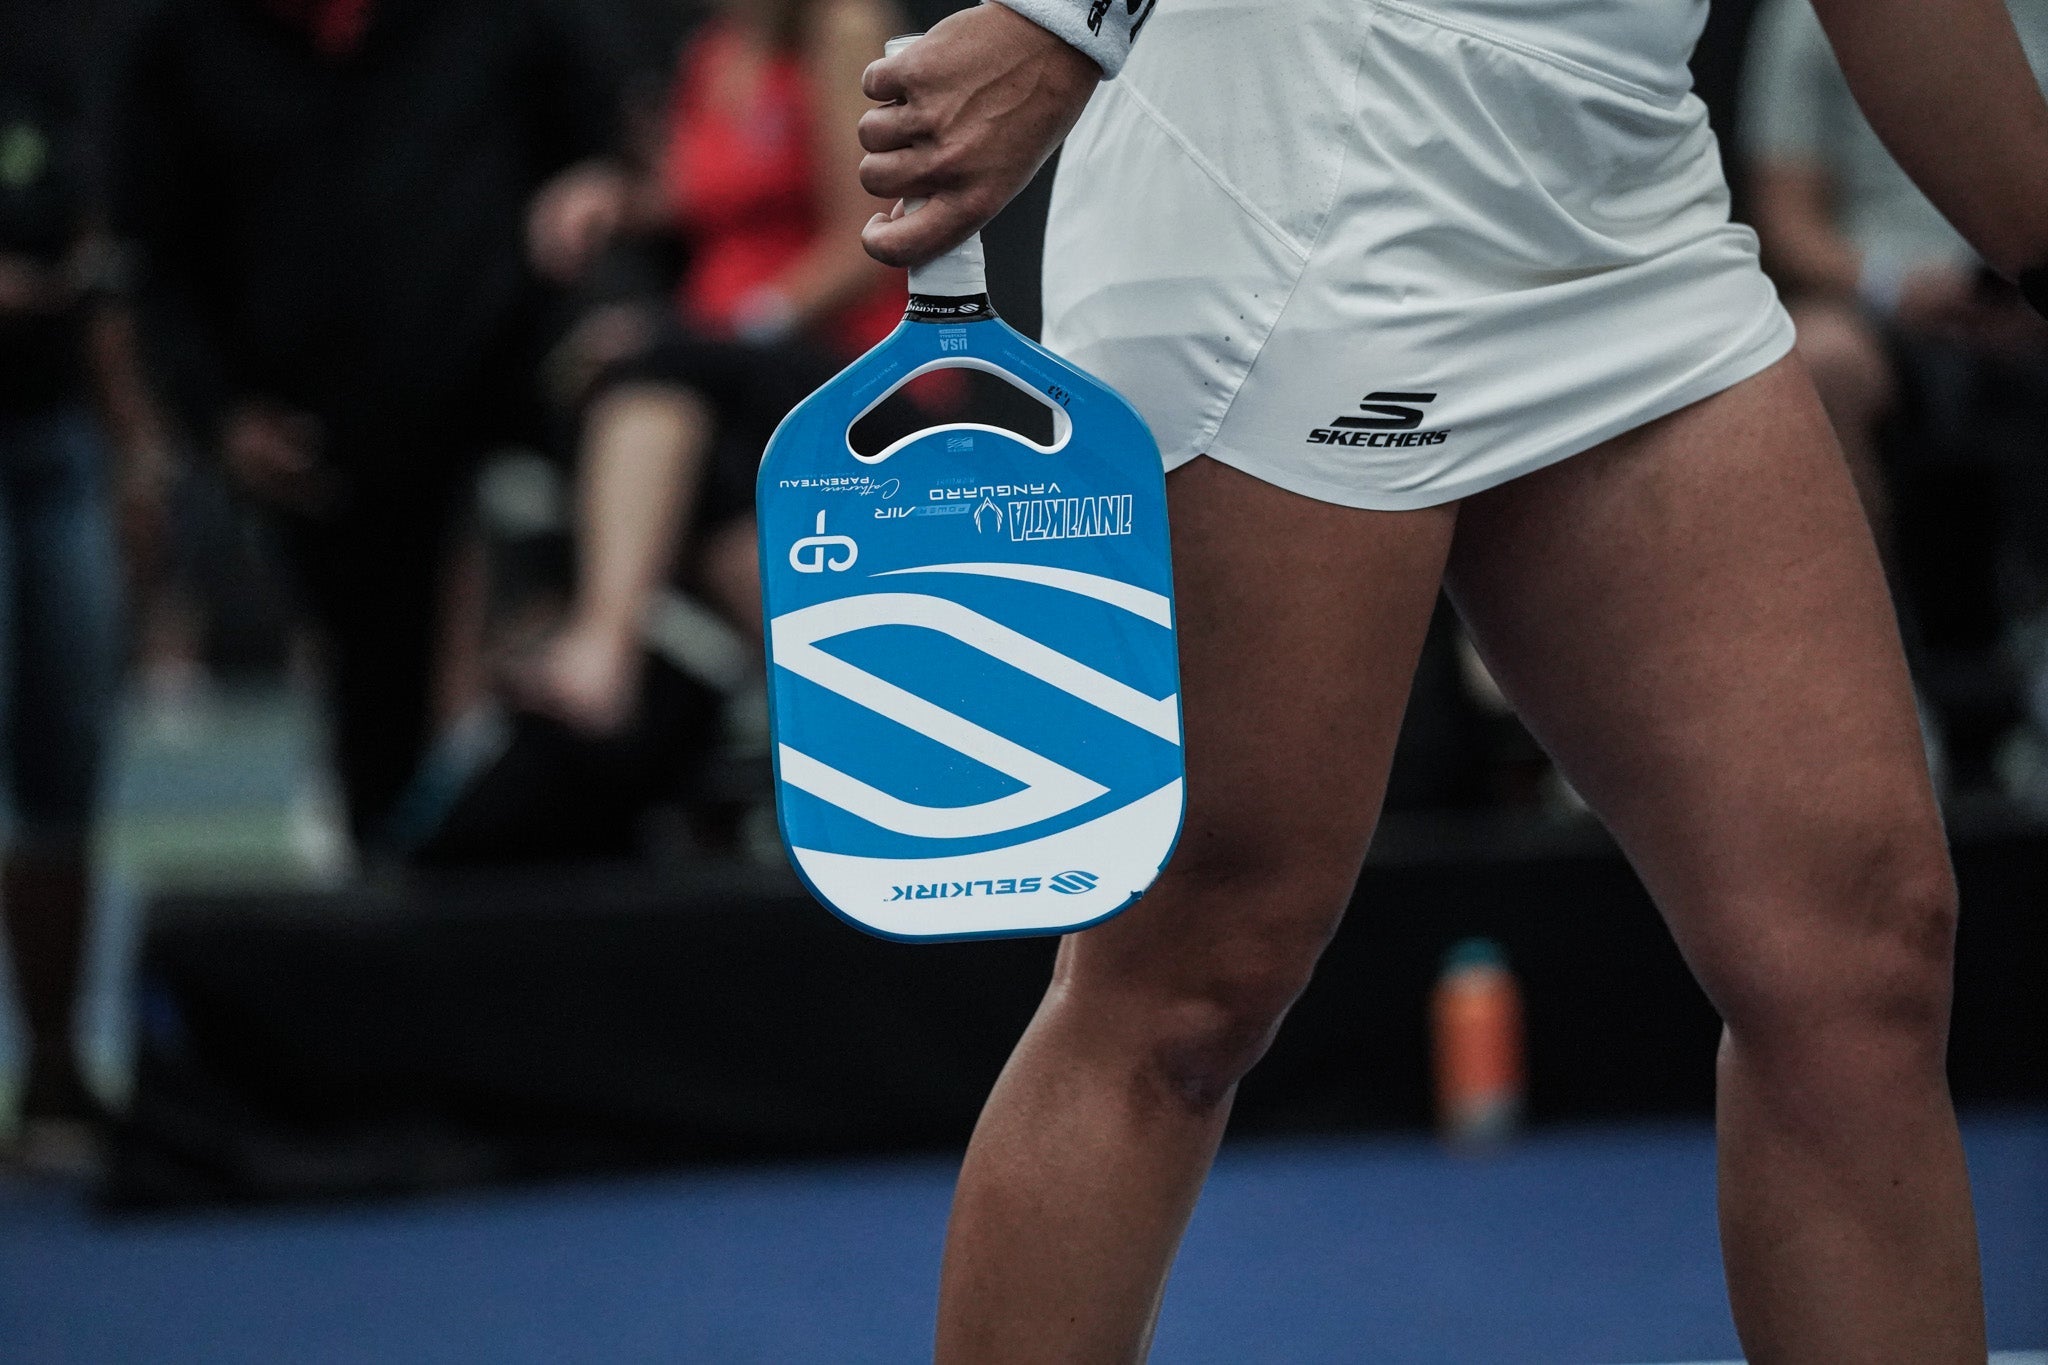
[0,0,2042,1205]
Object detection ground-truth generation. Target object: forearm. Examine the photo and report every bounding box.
[571,385,708,639]
[87,305,171,459]
[1766,229,1862,299]
[1811,0,2048,277]
[1748,163,1863,299]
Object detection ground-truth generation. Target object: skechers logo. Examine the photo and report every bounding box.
[1306,391,1451,447]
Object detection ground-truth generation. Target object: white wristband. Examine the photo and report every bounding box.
[988,0,1153,77]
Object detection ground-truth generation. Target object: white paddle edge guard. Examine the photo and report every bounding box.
[792,779,1184,938]
[845,355,1074,462]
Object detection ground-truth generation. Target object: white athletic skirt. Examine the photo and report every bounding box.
[1041,0,1796,509]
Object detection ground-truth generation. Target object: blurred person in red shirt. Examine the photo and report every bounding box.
[662,0,912,349]
[513,0,909,739]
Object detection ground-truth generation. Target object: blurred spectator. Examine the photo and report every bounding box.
[1743,0,2048,783]
[1,0,163,1153]
[658,0,908,351]
[112,0,628,847]
[1744,0,2048,491]
[511,0,907,738]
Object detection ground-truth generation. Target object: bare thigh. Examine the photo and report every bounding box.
[1444,356,1950,1029]
[1054,456,1456,1019]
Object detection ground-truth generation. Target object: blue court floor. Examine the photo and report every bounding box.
[1,1110,2041,1364]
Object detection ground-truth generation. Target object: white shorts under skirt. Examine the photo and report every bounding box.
[1041,0,1796,510]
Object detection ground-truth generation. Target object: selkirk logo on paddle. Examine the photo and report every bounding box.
[1305,391,1452,447]
[756,163,1184,942]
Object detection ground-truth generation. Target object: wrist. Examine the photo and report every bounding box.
[985,0,1144,77]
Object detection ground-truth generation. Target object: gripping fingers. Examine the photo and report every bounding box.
[853,5,1097,267]
[857,101,922,154]
[857,145,945,203]
[861,54,908,103]
[861,192,985,268]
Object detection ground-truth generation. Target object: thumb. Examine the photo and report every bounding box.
[861,195,983,269]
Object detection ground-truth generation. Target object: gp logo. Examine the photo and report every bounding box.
[789,512,857,574]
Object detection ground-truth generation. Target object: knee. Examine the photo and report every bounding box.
[1713,820,1958,1071]
[1140,939,1324,1112]
[1099,842,1353,1114]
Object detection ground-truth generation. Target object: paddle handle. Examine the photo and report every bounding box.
[884,33,990,300]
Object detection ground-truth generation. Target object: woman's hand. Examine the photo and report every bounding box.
[221,401,337,515]
[527,160,632,284]
[856,3,1099,267]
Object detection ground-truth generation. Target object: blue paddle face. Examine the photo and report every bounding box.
[757,314,1184,941]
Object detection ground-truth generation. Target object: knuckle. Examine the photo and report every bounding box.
[921,146,969,192]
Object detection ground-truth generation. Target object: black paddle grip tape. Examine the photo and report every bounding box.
[907,293,996,323]
[2020,263,2048,321]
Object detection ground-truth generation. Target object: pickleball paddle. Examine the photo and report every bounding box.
[756,35,1184,941]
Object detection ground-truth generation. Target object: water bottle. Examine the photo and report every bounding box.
[1431,937,1525,1146]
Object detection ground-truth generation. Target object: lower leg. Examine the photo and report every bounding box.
[4,844,95,1120]
[936,459,1454,1363]
[937,926,1275,1363]
[694,518,763,641]
[1713,852,1981,1360]
[1446,358,1983,1358]
[1717,1008,1983,1362]
[519,385,712,735]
